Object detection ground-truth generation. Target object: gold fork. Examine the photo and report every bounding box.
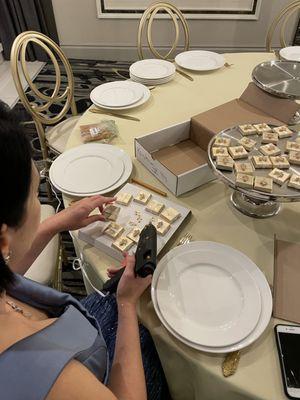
[177,233,192,246]
[222,351,241,377]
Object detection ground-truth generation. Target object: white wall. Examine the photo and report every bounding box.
[52,0,299,60]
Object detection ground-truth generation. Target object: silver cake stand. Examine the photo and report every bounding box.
[252,60,300,100]
[207,124,300,218]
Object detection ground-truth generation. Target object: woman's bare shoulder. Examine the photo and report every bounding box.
[46,359,117,400]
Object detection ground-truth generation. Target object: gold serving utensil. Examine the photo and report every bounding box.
[176,68,194,81]
[89,108,140,122]
[222,351,241,377]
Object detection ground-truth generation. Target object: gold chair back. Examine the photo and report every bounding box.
[137,2,190,60]
[10,31,77,161]
[266,1,300,52]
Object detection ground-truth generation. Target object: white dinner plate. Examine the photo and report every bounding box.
[49,144,129,195]
[90,85,150,111]
[279,46,300,62]
[90,81,144,108]
[152,241,272,353]
[175,51,225,71]
[50,146,133,197]
[130,59,176,80]
[50,147,125,195]
[153,243,261,347]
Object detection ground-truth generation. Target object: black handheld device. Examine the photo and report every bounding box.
[102,223,157,294]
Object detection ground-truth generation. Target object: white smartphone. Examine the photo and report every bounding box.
[275,324,300,399]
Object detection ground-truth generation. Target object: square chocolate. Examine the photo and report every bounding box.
[259,144,281,157]
[273,126,293,139]
[239,124,257,136]
[214,137,231,147]
[253,123,272,134]
[261,132,278,144]
[216,156,234,171]
[270,155,290,169]
[236,173,254,189]
[239,137,256,151]
[252,155,272,169]
[228,146,248,160]
[254,176,273,193]
[288,174,300,190]
[268,168,290,186]
[289,151,300,165]
[212,147,229,159]
[235,162,254,175]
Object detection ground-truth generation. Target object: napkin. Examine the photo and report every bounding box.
[190,83,299,151]
[240,83,299,125]
[273,237,300,324]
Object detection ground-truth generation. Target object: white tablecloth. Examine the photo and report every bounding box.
[65,53,299,400]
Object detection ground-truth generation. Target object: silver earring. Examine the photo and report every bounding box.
[4,251,11,263]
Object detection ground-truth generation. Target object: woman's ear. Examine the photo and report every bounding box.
[0,224,11,261]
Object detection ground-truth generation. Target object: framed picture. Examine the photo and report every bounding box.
[96,0,262,20]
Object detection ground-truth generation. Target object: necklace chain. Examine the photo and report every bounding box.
[6,300,32,318]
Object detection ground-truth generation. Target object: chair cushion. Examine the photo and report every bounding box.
[24,205,59,285]
[45,115,80,154]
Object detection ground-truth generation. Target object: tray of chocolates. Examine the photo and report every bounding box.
[207,123,300,202]
[78,183,191,261]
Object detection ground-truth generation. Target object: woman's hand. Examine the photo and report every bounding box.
[108,254,152,307]
[48,195,115,233]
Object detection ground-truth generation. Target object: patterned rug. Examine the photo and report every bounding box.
[13,59,132,297]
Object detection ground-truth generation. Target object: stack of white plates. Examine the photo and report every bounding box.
[151,241,272,353]
[49,143,132,197]
[129,59,176,85]
[279,46,300,62]
[175,50,225,71]
[90,81,150,110]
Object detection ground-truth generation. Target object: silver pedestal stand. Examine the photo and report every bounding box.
[230,191,280,218]
[207,125,300,219]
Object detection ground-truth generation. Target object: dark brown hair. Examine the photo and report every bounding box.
[0,101,32,293]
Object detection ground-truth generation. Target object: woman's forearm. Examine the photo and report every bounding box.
[108,303,147,400]
[11,218,58,274]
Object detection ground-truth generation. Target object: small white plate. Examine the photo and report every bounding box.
[175,50,225,71]
[152,242,272,353]
[130,59,176,80]
[90,85,150,111]
[279,46,300,62]
[90,81,144,108]
[50,144,126,194]
[154,243,261,347]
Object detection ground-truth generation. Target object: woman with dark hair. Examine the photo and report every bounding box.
[0,101,167,400]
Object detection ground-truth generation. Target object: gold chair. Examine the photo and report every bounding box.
[266,1,300,52]
[137,2,190,61]
[10,31,79,163]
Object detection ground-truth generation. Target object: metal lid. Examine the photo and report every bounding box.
[252,60,300,100]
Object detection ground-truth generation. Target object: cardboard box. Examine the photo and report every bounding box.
[135,83,299,196]
[135,120,215,196]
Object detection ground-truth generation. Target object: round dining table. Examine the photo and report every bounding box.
[64,52,300,400]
